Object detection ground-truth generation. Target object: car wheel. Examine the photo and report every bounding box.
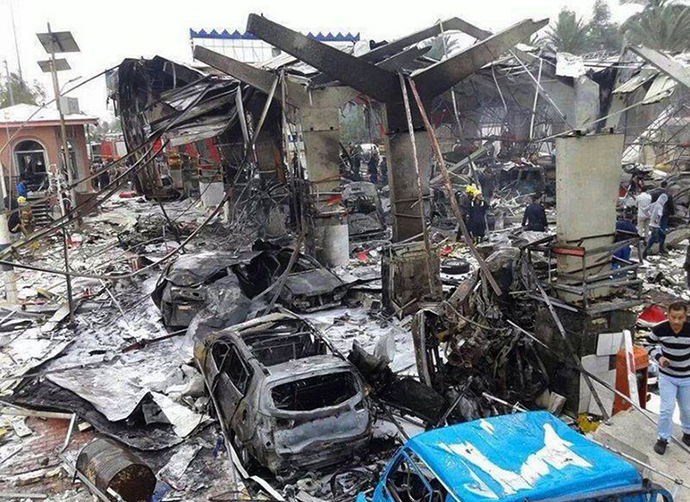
[441,259,470,275]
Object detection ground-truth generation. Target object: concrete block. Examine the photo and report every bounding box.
[597,332,624,356]
[199,181,224,208]
[579,354,616,415]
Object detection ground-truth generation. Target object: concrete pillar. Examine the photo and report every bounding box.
[386,131,431,242]
[555,133,624,301]
[380,103,441,315]
[300,93,349,267]
[384,102,433,243]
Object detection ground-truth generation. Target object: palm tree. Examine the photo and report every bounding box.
[588,0,623,52]
[621,0,690,53]
[543,9,591,55]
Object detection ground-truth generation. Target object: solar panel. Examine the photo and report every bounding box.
[37,58,71,72]
[37,31,80,53]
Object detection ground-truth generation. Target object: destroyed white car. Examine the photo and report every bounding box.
[194,312,372,476]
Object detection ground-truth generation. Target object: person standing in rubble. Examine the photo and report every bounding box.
[643,193,668,259]
[17,197,33,237]
[522,192,548,232]
[456,185,477,241]
[367,154,379,185]
[636,186,652,242]
[613,214,637,268]
[467,193,488,243]
[651,181,675,253]
[647,301,690,455]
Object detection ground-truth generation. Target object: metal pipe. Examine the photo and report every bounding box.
[55,171,75,326]
[529,57,543,140]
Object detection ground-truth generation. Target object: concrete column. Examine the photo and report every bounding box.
[300,94,349,267]
[384,102,433,243]
[380,104,441,315]
[386,130,431,242]
[555,133,624,301]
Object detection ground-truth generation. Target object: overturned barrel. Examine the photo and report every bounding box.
[76,438,156,502]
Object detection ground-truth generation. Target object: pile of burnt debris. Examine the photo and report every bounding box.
[4,8,690,502]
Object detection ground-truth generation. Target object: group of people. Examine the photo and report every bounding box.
[452,178,690,456]
[454,187,548,244]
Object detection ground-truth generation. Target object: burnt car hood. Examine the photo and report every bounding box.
[283,269,344,296]
[165,250,259,287]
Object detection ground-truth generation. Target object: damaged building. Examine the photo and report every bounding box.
[1,8,690,502]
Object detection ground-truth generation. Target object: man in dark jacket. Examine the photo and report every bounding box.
[467,194,488,243]
[522,193,548,232]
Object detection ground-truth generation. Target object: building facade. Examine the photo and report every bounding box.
[0,103,98,196]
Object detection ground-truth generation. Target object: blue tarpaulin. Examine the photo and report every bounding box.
[404,411,642,502]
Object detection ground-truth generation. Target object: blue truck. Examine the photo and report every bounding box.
[358,411,672,502]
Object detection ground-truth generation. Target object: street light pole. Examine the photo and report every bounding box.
[45,23,76,326]
[47,23,78,214]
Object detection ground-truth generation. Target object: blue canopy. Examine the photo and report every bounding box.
[406,411,641,502]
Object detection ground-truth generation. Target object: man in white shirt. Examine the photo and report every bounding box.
[636,186,652,241]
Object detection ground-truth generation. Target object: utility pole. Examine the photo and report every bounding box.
[3,60,15,106]
[0,113,18,305]
[9,0,23,84]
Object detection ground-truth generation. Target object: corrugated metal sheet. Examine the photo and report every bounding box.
[613,69,658,94]
[643,74,677,104]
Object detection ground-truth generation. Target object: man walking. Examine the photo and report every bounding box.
[636,186,652,241]
[647,301,690,454]
[651,181,675,253]
[643,194,667,259]
[522,192,548,232]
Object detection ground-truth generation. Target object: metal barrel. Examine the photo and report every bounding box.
[76,438,156,502]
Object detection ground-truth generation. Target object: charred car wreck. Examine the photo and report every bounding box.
[234,241,347,312]
[342,181,387,241]
[194,312,372,476]
[152,251,257,328]
[153,243,348,327]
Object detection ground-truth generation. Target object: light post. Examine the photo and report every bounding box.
[36,25,81,327]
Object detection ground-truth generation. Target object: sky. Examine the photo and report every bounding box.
[0,0,640,122]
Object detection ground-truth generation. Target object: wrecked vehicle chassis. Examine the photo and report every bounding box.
[194,313,372,476]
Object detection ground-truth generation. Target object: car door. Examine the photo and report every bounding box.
[209,341,246,425]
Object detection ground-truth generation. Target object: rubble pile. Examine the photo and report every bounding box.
[3,8,690,502]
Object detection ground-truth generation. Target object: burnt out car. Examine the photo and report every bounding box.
[152,251,257,328]
[235,243,347,312]
[194,312,372,476]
